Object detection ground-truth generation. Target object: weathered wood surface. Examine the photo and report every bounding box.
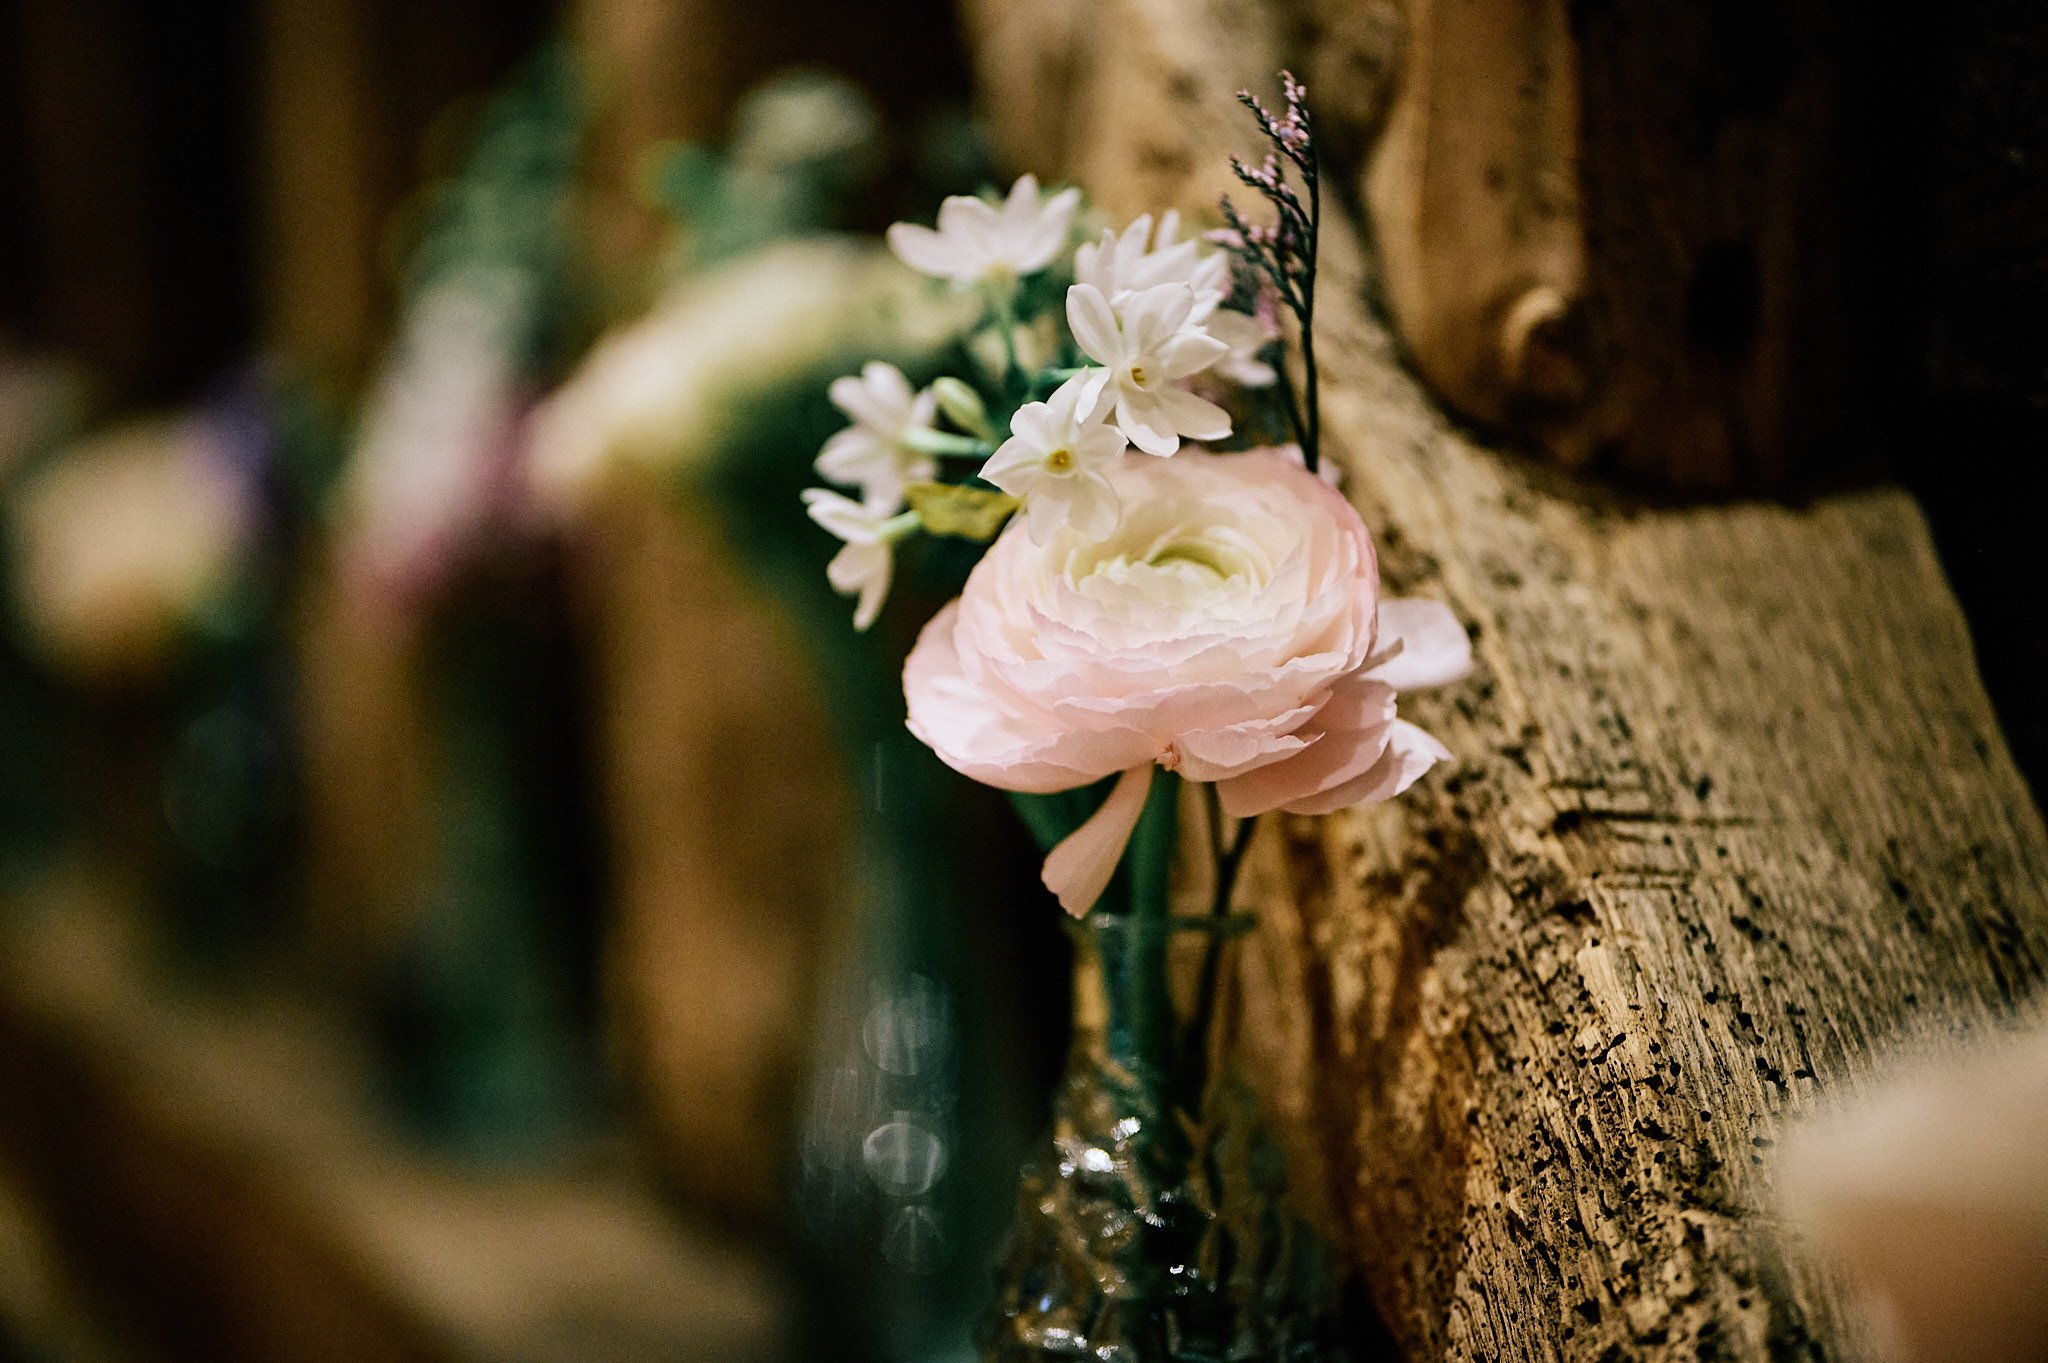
[960,0,2048,1357]
[1328,0,1870,490]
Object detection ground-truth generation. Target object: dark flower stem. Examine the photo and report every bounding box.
[1300,143,1320,473]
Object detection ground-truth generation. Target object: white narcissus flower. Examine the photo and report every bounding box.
[979,372,1129,544]
[887,175,1081,290]
[1066,283,1231,456]
[1074,211,1231,321]
[802,488,908,630]
[815,362,938,512]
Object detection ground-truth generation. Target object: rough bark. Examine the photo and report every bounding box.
[959,1,2048,1357]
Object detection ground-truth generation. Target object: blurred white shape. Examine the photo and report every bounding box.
[525,238,973,511]
[862,1114,945,1198]
[339,267,528,604]
[1779,1024,2048,1363]
[880,1204,944,1274]
[729,72,879,174]
[861,975,946,1077]
[11,416,249,683]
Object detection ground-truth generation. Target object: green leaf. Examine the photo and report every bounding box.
[905,482,1018,541]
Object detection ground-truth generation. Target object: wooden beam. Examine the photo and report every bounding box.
[955,1,2048,1356]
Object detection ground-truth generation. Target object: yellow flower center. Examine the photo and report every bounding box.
[1044,447,1073,473]
[1127,363,1149,387]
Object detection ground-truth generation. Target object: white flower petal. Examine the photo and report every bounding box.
[887,222,975,279]
[1120,284,1195,354]
[1156,330,1229,380]
[1008,399,1061,451]
[1151,386,1232,442]
[804,486,883,542]
[1115,390,1181,456]
[1066,285,1124,367]
[980,435,1040,492]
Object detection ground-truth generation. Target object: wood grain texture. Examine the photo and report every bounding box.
[1337,0,1871,491]
[957,0,2048,1356]
[1360,0,1591,455]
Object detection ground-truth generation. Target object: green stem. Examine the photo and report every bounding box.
[1181,790,1256,1101]
[987,284,1023,394]
[900,429,993,457]
[1121,768,1181,1091]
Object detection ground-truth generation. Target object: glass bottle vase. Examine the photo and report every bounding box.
[983,910,1353,1361]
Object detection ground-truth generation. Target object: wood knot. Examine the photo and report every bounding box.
[1498,284,1588,409]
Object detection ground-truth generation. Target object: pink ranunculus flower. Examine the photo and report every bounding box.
[903,446,1472,915]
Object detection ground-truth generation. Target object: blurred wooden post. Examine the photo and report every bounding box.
[256,0,388,391]
[571,0,746,296]
[575,478,852,1222]
[957,1,2048,1358]
[1330,0,1868,490]
[256,0,554,388]
[563,0,852,1222]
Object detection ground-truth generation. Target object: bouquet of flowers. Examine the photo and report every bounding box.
[801,75,1472,1358]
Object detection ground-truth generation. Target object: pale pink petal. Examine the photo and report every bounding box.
[1043,765,1154,917]
[904,601,1158,791]
[1281,718,1450,816]
[1215,678,1398,818]
[1066,285,1124,367]
[1369,598,1473,690]
[1169,700,1322,781]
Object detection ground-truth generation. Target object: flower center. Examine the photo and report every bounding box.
[1126,362,1150,389]
[1044,447,1073,473]
[1145,540,1232,578]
